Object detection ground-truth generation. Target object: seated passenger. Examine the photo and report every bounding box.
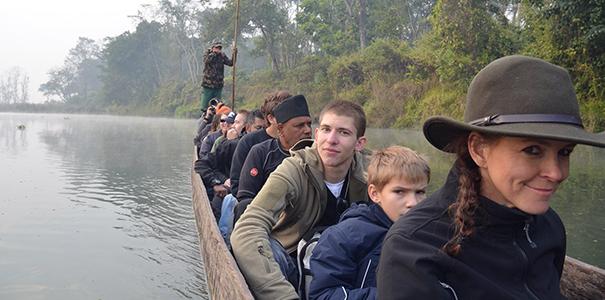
[245,109,266,133]
[377,55,605,299]
[210,111,238,153]
[229,90,291,196]
[309,146,429,300]
[193,99,225,147]
[199,106,232,158]
[231,101,370,299]
[234,94,313,221]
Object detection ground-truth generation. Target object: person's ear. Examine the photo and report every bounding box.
[368,184,380,204]
[277,123,284,135]
[355,136,367,151]
[267,114,277,126]
[468,132,489,168]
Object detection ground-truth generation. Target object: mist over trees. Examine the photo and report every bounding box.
[25,0,605,130]
[0,67,29,104]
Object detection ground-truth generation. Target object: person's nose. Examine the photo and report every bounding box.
[326,130,339,144]
[541,155,568,183]
[405,195,420,209]
[304,124,312,135]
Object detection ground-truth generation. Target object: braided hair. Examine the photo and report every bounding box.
[442,132,495,256]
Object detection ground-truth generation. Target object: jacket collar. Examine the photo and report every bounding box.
[442,165,533,228]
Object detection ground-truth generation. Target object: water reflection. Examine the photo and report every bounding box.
[0,113,207,299]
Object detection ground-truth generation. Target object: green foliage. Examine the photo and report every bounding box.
[396,82,465,128]
[297,0,359,56]
[429,0,519,83]
[30,0,605,130]
[521,0,605,130]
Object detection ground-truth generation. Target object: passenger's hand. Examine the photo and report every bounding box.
[227,128,238,140]
[224,178,231,188]
[213,184,228,198]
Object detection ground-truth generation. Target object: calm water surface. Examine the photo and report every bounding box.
[1,115,604,300]
[0,113,206,300]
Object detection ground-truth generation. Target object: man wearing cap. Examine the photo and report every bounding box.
[231,100,370,299]
[229,90,291,197]
[200,41,236,111]
[233,95,313,221]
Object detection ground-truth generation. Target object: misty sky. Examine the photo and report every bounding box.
[0,0,155,103]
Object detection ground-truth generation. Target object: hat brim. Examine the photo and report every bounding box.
[423,116,605,152]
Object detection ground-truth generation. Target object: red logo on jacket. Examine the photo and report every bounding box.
[250,168,258,177]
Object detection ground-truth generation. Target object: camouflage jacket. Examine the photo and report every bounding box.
[202,49,234,89]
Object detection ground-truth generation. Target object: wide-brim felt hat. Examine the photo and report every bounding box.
[423,55,605,152]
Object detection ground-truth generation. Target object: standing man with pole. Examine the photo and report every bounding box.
[200,41,237,112]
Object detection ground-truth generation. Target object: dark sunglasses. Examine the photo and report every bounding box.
[220,119,227,123]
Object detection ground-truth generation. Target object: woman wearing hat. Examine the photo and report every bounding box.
[376,55,605,299]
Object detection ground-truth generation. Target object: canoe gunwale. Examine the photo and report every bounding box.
[191,147,254,300]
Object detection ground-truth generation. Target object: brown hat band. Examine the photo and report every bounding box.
[469,114,583,128]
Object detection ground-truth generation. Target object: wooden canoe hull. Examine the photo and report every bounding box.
[191,148,605,299]
[561,256,605,299]
[191,148,254,300]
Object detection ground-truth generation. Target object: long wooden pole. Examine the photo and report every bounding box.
[231,0,241,109]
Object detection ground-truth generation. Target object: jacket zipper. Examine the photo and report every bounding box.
[524,221,537,248]
[301,163,323,239]
[439,282,459,300]
[257,242,272,273]
[513,238,540,300]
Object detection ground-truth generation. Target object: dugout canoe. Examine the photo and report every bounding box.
[191,147,605,299]
[191,147,254,300]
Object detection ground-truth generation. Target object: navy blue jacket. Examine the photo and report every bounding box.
[310,203,393,300]
[377,167,566,300]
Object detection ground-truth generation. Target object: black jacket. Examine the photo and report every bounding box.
[236,138,289,201]
[377,167,566,300]
[229,129,272,196]
[196,137,239,188]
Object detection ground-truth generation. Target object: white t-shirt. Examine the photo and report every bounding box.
[324,180,345,198]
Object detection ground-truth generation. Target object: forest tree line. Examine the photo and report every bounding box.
[0,67,29,104]
[13,0,605,130]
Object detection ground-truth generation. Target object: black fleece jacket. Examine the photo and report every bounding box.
[377,166,566,300]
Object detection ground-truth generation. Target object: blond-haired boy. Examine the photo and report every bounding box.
[309,146,429,299]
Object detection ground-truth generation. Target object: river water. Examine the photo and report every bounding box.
[0,113,206,299]
[1,114,603,299]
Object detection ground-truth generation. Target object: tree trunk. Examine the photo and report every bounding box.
[259,26,282,78]
[358,0,367,49]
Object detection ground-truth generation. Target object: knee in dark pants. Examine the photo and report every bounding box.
[210,195,224,222]
[233,198,253,226]
[269,238,299,289]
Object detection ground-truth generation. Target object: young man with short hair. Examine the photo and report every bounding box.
[231,100,369,299]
